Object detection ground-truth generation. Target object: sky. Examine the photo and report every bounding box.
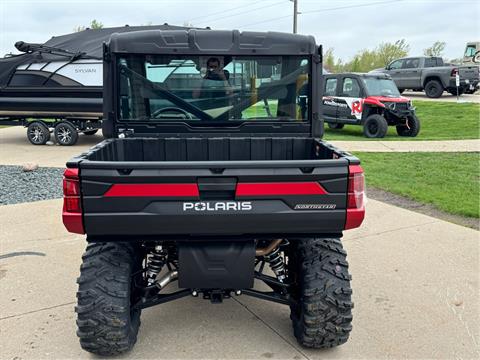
[0,0,479,62]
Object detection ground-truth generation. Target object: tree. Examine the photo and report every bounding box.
[321,40,410,73]
[377,39,410,66]
[323,48,345,73]
[424,41,446,57]
[346,49,384,72]
[323,48,336,72]
[74,19,104,32]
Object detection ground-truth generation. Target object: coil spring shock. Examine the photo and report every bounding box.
[264,246,286,282]
[146,246,167,285]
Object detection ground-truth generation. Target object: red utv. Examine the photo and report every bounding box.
[322,73,420,138]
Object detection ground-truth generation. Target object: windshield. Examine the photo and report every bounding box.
[117,55,309,122]
[362,77,400,97]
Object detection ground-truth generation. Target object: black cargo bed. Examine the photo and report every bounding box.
[73,137,351,163]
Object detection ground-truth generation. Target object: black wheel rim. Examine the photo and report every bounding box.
[368,122,378,135]
[29,125,45,144]
[427,84,438,96]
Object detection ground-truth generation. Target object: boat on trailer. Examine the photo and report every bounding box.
[0,24,193,145]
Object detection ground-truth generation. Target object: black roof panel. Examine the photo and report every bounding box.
[108,30,317,56]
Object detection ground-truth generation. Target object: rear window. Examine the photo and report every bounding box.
[425,57,443,67]
[117,54,310,123]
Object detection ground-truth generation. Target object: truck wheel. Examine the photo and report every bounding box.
[76,243,142,356]
[54,122,78,146]
[328,123,345,130]
[396,115,420,137]
[363,114,388,138]
[83,129,98,136]
[424,80,443,98]
[288,237,353,348]
[27,121,50,145]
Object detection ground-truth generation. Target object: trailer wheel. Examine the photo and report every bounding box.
[27,121,50,145]
[328,123,345,130]
[424,79,443,98]
[396,115,420,137]
[83,129,98,136]
[54,122,78,146]
[76,242,142,356]
[288,237,353,348]
[363,114,388,138]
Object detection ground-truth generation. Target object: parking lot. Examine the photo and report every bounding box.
[0,126,479,359]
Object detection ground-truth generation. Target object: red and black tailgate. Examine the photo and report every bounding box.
[77,160,349,237]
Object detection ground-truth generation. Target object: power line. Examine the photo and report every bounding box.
[301,0,403,15]
[239,14,291,28]
[187,2,253,23]
[195,0,286,26]
[239,0,403,28]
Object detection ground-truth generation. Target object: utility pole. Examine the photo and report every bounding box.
[292,0,298,33]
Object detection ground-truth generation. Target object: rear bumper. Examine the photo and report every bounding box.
[448,78,479,90]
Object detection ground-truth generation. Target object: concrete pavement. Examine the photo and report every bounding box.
[0,126,102,168]
[405,91,480,103]
[1,198,478,359]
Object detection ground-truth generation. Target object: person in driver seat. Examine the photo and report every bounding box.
[193,57,232,101]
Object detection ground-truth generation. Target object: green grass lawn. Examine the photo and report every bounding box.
[324,101,480,141]
[356,152,480,218]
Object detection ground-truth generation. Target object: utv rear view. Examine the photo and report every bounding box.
[63,29,365,356]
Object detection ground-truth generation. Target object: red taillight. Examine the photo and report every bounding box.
[64,196,81,212]
[451,68,458,77]
[62,168,84,234]
[63,177,80,196]
[345,165,365,230]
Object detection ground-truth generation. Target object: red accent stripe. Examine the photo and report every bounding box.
[236,182,327,196]
[104,183,199,197]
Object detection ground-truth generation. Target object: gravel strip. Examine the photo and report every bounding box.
[0,165,63,205]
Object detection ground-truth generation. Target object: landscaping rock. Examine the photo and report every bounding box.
[0,165,63,205]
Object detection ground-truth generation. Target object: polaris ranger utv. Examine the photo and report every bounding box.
[63,29,365,355]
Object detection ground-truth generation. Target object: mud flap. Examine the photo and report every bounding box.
[178,241,255,289]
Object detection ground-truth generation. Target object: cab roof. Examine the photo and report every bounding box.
[107,29,318,56]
